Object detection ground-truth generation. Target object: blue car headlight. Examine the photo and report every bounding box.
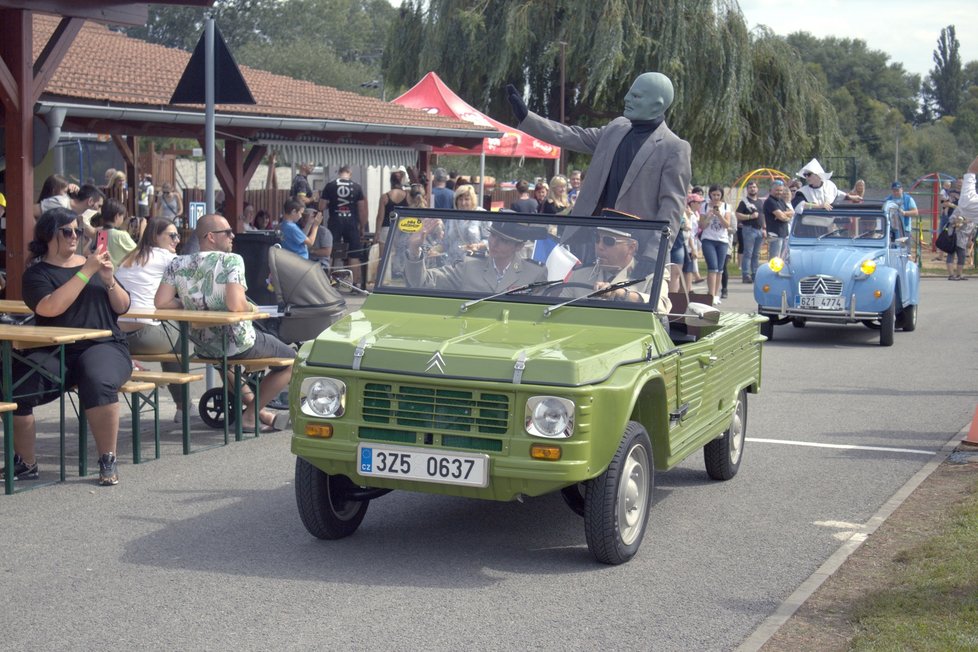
[854,258,878,280]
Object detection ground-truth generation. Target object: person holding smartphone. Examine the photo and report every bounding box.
[698,185,731,305]
[1,207,132,486]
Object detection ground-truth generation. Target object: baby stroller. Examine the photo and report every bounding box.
[267,245,348,345]
[197,246,347,428]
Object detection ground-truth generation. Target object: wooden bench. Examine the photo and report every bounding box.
[130,370,204,386]
[192,357,295,373]
[75,379,162,476]
[131,353,182,365]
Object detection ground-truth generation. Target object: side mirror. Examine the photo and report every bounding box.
[684,302,721,326]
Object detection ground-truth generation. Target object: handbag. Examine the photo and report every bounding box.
[935,226,956,253]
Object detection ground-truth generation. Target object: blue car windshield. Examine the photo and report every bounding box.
[791,213,891,240]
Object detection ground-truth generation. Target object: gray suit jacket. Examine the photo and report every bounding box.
[519,112,691,243]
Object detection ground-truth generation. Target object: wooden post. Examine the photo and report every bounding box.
[0,8,33,300]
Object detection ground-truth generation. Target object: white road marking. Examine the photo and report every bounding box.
[746,437,935,456]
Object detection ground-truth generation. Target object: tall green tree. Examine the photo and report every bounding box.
[922,25,964,118]
[383,0,840,177]
[124,0,396,94]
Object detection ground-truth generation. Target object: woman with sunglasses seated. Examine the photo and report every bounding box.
[1,207,131,487]
[115,218,186,421]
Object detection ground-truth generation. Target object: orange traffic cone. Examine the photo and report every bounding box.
[963,406,978,446]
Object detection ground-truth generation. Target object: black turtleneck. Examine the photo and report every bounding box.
[598,116,663,212]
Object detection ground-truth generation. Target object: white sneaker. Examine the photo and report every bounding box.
[712,296,722,306]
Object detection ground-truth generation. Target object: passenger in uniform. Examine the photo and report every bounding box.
[562,224,670,313]
[405,220,546,292]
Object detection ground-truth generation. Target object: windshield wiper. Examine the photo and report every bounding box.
[543,276,651,318]
[459,278,564,313]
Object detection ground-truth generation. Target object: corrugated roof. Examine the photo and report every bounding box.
[32,15,488,134]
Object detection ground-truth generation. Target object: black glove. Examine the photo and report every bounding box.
[505,84,528,123]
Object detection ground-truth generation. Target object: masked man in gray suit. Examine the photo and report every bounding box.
[506,73,691,248]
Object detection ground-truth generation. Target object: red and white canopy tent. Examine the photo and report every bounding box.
[392,71,559,200]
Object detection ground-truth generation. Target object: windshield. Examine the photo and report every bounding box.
[791,210,900,242]
[374,208,669,311]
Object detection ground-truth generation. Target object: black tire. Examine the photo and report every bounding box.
[760,318,774,340]
[198,387,236,429]
[899,303,917,332]
[791,317,806,328]
[584,422,654,565]
[704,389,746,481]
[560,483,587,517]
[880,297,895,346]
[294,457,369,539]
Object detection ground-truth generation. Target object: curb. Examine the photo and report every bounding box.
[735,426,968,651]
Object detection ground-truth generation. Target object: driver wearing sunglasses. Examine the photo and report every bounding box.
[561,225,668,310]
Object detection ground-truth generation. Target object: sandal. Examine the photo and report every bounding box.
[242,409,286,432]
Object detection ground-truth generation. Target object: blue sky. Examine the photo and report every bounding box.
[737,0,977,78]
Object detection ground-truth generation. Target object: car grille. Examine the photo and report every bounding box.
[362,383,510,435]
[799,275,843,296]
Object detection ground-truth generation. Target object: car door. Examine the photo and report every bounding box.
[887,212,912,305]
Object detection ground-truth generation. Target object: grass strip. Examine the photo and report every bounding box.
[849,477,978,650]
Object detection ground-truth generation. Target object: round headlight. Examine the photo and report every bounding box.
[860,259,877,275]
[525,397,575,439]
[769,257,785,273]
[302,378,346,417]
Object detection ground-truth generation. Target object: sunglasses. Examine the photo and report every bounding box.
[209,229,234,237]
[166,231,181,240]
[595,234,627,247]
[60,227,84,238]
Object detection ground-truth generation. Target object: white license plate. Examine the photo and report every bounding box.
[357,443,489,488]
[799,295,844,310]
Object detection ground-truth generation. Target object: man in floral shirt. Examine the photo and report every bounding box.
[155,214,295,431]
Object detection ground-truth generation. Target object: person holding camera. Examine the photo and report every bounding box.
[699,184,731,305]
[280,199,323,260]
[736,181,764,283]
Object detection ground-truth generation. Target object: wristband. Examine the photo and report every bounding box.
[75,271,90,284]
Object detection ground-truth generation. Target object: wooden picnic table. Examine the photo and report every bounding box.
[0,324,113,495]
[121,308,273,451]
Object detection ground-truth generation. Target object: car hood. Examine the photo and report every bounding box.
[783,245,879,278]
[303,303,654,387]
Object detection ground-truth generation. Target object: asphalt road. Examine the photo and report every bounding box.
[1,275,974,651]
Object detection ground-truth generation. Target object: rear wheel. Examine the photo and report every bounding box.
[704,390,747,480]
[295,458,369,539]
[584,422,654,565]
[899,303,917,332]
[880,298,896,346]
[791,317,806,328]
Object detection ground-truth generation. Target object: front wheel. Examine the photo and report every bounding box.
[584,422,654,565]
[199,387,235,429]
[880,298,896,346]
[760,318,774,340]
[295,457,369,539]
[704,390,747,480]
[899,303,917,332]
